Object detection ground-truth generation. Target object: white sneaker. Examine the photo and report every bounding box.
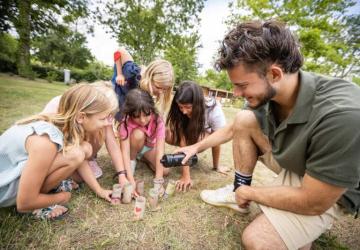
[200,184,249,213]
[130,160,137,175]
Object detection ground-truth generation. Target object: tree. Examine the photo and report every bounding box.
[226,0,359,78]
[33,25,93,69]
[0,0,90,78]
[0,33,18,63]
[97,0,205,65]
[164,34,200,85]
[198,69,232,91]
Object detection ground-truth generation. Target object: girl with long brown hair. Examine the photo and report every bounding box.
[166,81,227,191]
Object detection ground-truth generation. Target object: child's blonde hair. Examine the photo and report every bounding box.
[90,80,118,114]
[17,84,116,152]
[139,59,174,115]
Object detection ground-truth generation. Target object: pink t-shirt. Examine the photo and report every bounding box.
[119,114,165,147]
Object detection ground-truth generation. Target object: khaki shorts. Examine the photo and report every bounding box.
[258,152,341,250]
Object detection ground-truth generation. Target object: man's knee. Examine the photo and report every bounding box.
[233,110,259,133]
[241,214,287,250]
[241,224,259,250]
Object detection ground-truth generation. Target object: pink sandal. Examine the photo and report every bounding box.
[89,160,103,179]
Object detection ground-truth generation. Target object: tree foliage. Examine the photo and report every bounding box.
[197,69,232,91]
[33,26,93,69]
[0,33,18,63]
[164,34,200,85]
[97,0,205,65]
[227,0,359,78]
[0,0,90,78]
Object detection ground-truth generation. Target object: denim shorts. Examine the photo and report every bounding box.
[111,61,141,121]
[136,145,153,160]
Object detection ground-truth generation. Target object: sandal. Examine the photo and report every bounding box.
[32,205,69,220]
[89,160,103,179]
[52,179,79,193]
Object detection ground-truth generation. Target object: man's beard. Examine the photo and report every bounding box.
[251,79,276,109]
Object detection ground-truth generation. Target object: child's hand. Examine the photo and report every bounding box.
[176,176,193,192]
[116,74,126,86]
[118,174,128,187]
[58,191,71,204]
[130,180,139,197]
[98,189,112,202]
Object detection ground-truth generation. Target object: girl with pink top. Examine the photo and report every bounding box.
[119,88,169,195]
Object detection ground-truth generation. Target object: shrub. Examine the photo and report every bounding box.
[0,58,17,74]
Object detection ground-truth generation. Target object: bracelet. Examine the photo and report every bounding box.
[113,170,127,179]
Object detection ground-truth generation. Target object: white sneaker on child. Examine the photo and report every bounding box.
[130,160,137,175]
[200,184,249,213]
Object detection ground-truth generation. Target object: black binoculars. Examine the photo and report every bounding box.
[160,153,198,168]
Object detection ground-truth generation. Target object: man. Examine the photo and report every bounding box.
[176,20,360,249]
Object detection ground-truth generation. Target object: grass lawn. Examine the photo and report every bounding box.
[0,74,357,249]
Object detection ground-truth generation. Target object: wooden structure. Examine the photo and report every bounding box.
[201,85,233,104]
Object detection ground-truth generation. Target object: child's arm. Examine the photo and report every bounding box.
[154,137,166,179]
[176,137,193,192]
[104,126,134,186]
[16,135,71,212]
[76,160,112,202]
[114,54,125,86]
[119,136,136,188]
[114,47,134,86]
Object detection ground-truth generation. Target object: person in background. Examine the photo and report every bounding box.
[111,47,174,119]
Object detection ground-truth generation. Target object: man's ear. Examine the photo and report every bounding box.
[76,112,86,124]
[267,65,283,84]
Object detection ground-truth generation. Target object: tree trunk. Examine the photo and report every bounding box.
[16,0,32,78]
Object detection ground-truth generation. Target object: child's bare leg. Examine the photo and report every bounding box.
[72,133,102,183]
[130,128,146,159]
[87,132,103,159]
[211,144,230,174]
[40,142,92,193]
[143,149,170,176]
[165,127,175,145]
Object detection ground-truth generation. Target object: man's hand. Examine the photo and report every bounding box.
[173,144,198,165]
[116,74,125,86]
[176,175,193,192]
[235,185,251,208]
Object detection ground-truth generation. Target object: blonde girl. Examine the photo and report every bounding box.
[111,47,174,119]
[42,81,134,188]
[0,84,115,219]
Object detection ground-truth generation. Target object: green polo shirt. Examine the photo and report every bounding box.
[254,71,360,214]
